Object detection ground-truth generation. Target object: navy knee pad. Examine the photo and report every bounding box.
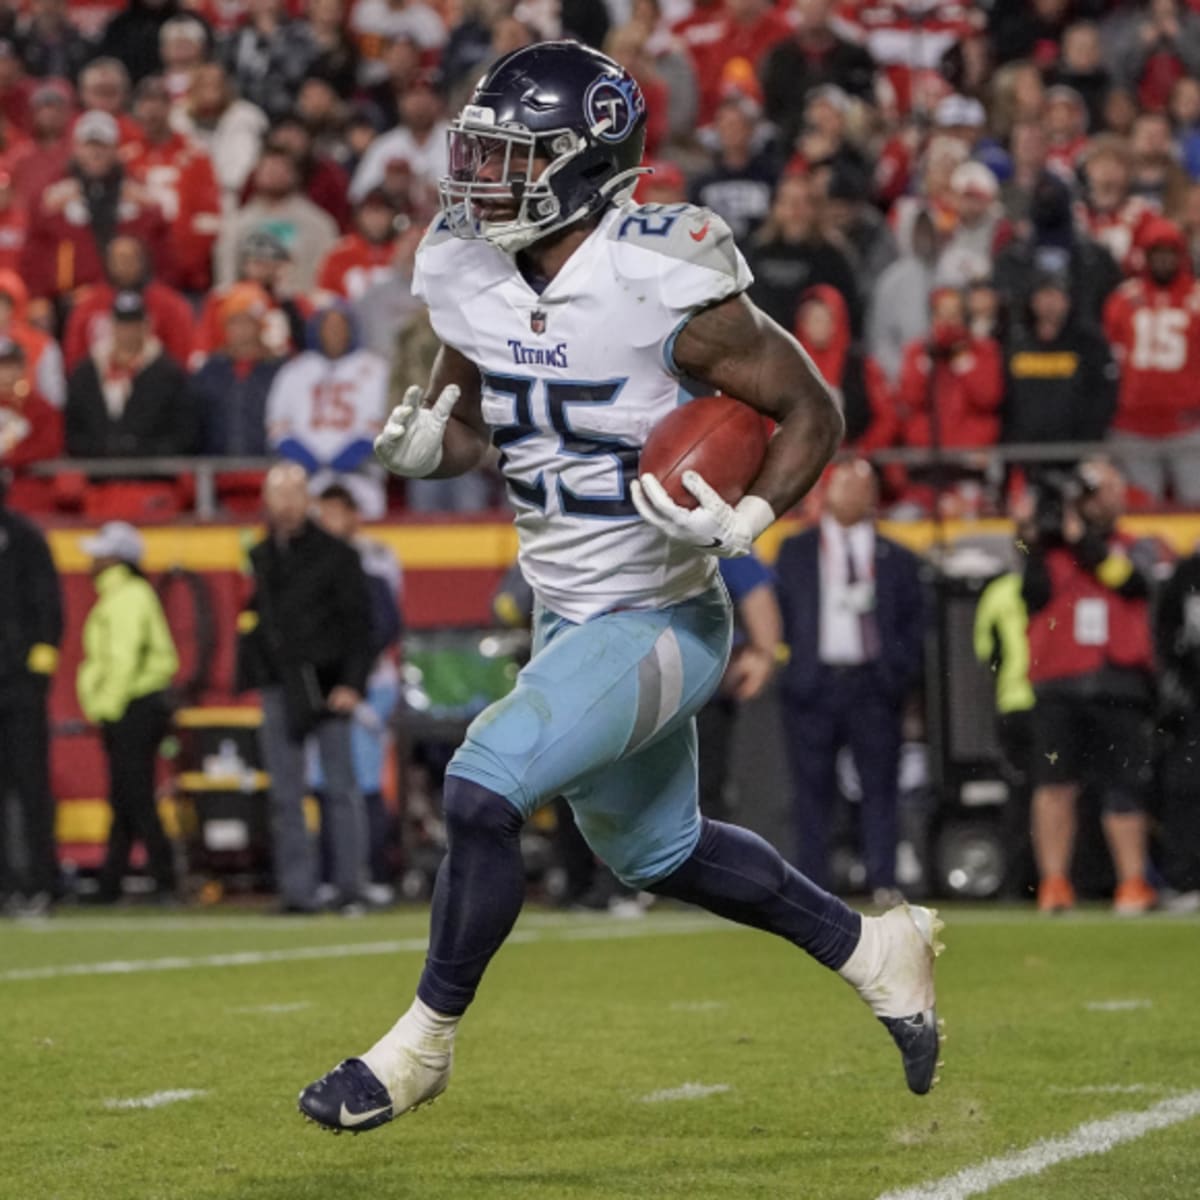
[443,774,524,841]
[1100,787,1143,816]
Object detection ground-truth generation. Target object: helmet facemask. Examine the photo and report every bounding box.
[439,104,645,254]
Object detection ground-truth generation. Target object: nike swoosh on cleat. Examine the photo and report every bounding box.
[338,1102,392,1127]
[689,221,710,242]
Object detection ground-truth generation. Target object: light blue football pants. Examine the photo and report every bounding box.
[448,582,733,888]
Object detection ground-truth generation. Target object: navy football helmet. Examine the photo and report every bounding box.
[439,40,648,253]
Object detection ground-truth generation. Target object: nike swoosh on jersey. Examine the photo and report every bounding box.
[689,221,711,242]
[339,1101,392,1127]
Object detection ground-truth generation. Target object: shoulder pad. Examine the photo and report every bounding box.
[608,202,742,279]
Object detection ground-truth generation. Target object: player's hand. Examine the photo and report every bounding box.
[374,384,460,478]
[327,686,361,714]
[630,470,774,559]
[724,645,776,701]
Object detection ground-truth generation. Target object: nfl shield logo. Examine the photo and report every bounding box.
[530,309,546,334]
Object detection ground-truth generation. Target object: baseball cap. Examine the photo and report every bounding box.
[935,94,986,130]
[219,282,270,325]
[951,161,999,199]
[807,84,850,114]
[81,521,145,564]
[74,110,119,146]
[0,335,24,363]
[31,78,73,108]
[112,290,146,321]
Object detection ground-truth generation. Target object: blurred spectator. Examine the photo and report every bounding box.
[318,189,403,301]
[1043,85,1090,176]
[63,235,194,373]
[999,120,1048,224]
[1117,0,1200,114]
[0,168,25,273]
[626,0,698,142]
[22,111,169,305]
[17,0,94,83]
[128,75,221,293]
[746,174,860,337]
[0,338,62,510]
[843,0,981,113]
[65,290,197,458]
[989,60,1045,145]
[171,61,268,212]
[1017,459,1161,914]
[348,76,447,210]
[684,0,790,128]
[236,462,371,914]
[76,57,143,148]
[1128,110,1188,214]
[1002,269,1117,447]
[159,15,209,108]
[823,163,897,299]
[358,32,421,131]
[216,147,338,292]
[313,482,403,900]
[794,284,895,451]
[0,38,33,135]
[889,135,967,254]
[688,95,775,243]
[1076,136,1156,271]
[0,470,61,914]
[97,0,181,84]
[868,208,940,385]
[303,0,359,99]
[77,521,179,905]
[775,458,924,901]
[1104,217,1200,505]
[296,78,351,166]
[790,84,869,181]
[267,113,351,232]
[352,215,424,359]
[966,278,1002,342]
[1049,22,1110,134]
[266,303,387,517]
[604,23,669,158]
[897,286,1003,450]
[1101,85,1140,138]
[0,270,65,408]
[991,0,1072,69]
[1183,181,1200,271]
[221,0,318,119]
[993,171,1122,328]
[352,0,447,86]
[936,161,1003,288]
[192,282,282,456]
[760,0,874,152]
[1154,548,1200,908]
[13,78,73,215]
[439,0,508,95]
[197,230,312,360]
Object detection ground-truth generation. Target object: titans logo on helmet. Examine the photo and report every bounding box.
[584,74,645,144]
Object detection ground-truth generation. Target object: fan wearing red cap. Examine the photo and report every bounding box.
[1103,216,1200,504]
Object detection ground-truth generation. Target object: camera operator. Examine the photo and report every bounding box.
[1153,547,1200,911]
[1016,458,1164,914]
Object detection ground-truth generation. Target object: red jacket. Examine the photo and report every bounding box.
[896,334,1003,448]
[688,8,791,124]
[316,233,396,301]
[1027,534,1155,684]
[0,387,62,512]
[1103,220,1200,437]
[63,281,195,373]
[21,168,169,301]
[126,133,222,293]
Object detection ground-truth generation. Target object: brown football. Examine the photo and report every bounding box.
[639,395,769,510]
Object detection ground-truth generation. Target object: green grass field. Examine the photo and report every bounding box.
[4,904,1200,1200]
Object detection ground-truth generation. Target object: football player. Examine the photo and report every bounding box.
[299,41,944,1134]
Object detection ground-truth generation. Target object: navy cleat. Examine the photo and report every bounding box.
[298,1058,394,1134]
[880,1009,943,1096]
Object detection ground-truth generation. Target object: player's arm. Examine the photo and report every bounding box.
[376,343,489,479]
[631,294,843,558]
[672,293,844,514]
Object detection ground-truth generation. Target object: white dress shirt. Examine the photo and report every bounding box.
[818,515,877,665]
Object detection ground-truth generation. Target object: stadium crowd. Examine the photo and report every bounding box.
[0,1,1199,516]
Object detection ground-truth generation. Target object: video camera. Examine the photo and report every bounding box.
[1030,464,1101,542]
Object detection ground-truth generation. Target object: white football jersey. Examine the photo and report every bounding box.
[413,202,753,623]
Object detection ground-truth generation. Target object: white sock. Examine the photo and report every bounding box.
[837,914,885,992]
[361,997,458,1081]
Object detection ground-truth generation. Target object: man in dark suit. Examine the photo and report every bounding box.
[775,458,925,902]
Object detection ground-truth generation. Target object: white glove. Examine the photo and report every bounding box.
[373,383,460,477]
[630,470,775,559]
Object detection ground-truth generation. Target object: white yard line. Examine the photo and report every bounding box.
[0,917,724,983]
[876,1091,1200,1200]
[227,1001,313,1015]
[103,1089,208,1111]
[640,1082,731,1103]
[1049,1085,1174,1096]
[1085,999,1153,1012]
[669,1000,728,1013]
